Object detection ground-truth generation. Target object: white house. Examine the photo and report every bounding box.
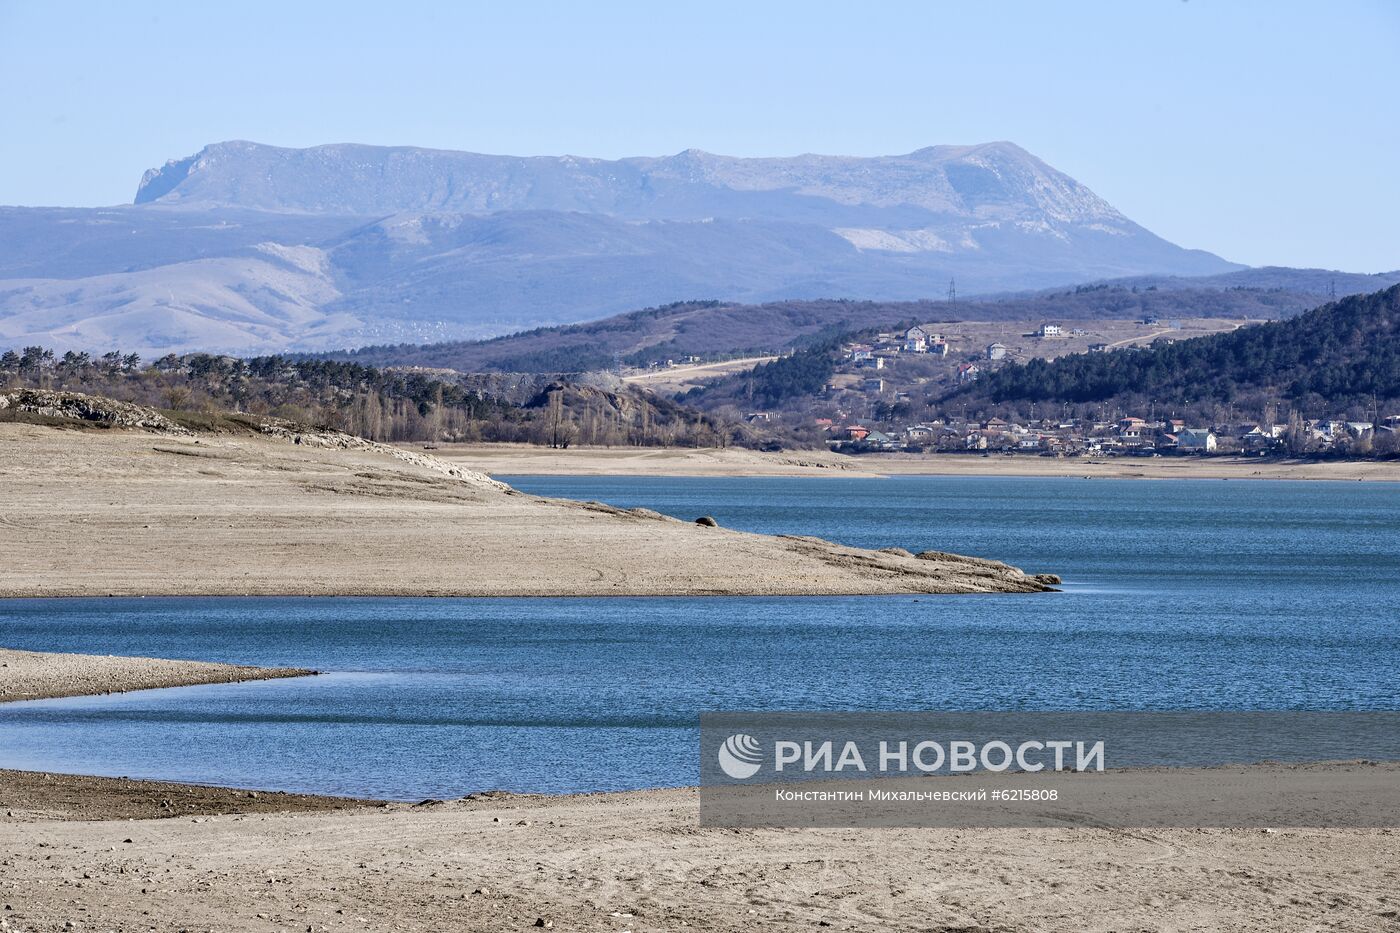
[1177,429,1217,452]
[1037,322,1063,337]
[986,343,1008,360]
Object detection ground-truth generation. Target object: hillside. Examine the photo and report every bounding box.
[324,282,1345,373]
[1,140,1240,356]
[958,284,1400,413]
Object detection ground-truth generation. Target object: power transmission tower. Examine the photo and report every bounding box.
[947,278,957,305]
[1328,278,1337,300]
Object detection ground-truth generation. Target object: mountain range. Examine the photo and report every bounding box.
[0,140,1252,355]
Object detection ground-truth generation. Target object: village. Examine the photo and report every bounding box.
[821,410,1397,458]
[787,324,1397,459]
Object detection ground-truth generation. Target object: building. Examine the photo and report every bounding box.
[986,342,1008,360]
[862,430,898,450]
[956,363,981,384]
[903,326,929,353]
[1089,343,1109,352]
[1037,322,1063,337]
[1118,417,1149,443]
[1242,424,1281,453]
[929,340,949,357]
[1177,429,1217,452]
[905,425,934,443]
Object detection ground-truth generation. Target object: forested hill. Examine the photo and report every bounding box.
[959,284,1400,411]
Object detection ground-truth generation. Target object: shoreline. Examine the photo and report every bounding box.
[860,453,1400,482]
[0,646,315,703]
[0,419,1057,598]
[426,441,1400,482]
[0,767,374,822]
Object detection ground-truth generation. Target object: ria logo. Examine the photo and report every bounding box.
[717,733,763,779]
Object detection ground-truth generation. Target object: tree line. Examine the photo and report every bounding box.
[0,347,741,448]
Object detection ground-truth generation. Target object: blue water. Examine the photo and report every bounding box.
[1,475,1397,798]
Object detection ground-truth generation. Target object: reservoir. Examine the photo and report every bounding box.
[1,475,1397,798]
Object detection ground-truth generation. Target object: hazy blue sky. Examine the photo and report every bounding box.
[2,0,1396,271]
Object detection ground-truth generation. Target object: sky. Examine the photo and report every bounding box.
[1,0,1396,272]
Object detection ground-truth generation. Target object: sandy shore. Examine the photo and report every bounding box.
[0,647,313,702]
[866,453,1400,482]
[0,421,1054,597]
[2,766,1397,931]
[427,441,876,476]
[430,442,1400,482]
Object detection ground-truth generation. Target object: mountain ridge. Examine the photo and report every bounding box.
[134,140,1129,228]
[2,139,1249,355]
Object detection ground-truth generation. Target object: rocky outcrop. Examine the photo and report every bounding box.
[0,389,192,435]
[253,419,508,492]
[783,536,1058,594]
